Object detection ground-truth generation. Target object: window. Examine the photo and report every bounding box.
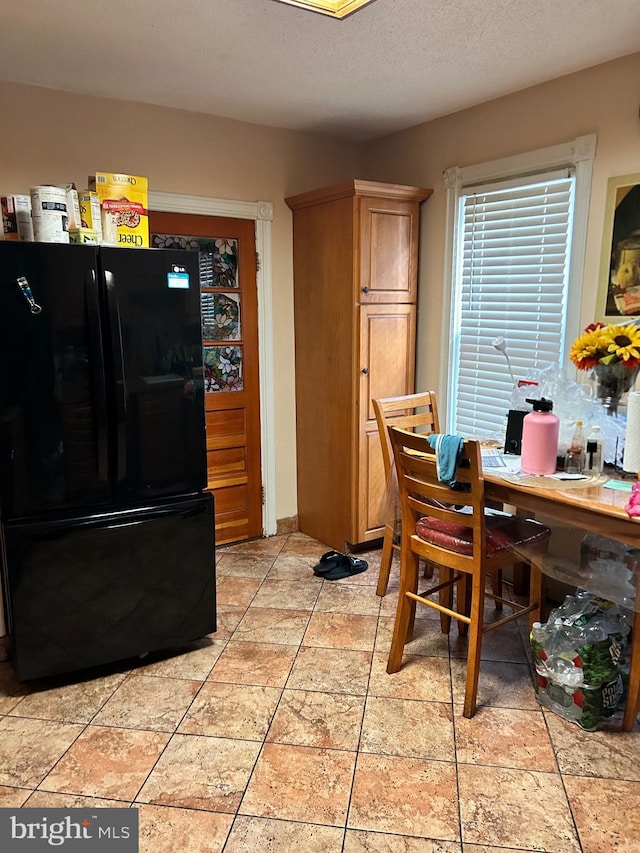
[442,135,596,435]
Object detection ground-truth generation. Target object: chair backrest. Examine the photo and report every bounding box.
[389,426,486,569]
[372,392,440,480]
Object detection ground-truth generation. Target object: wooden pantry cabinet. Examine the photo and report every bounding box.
[285,180,432,551]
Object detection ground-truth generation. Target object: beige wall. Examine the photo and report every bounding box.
[2,53,639,525]
[364,52,640,402]
[0,81,365,521]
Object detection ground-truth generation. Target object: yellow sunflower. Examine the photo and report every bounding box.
[601,323,640,363]
[570,326,607,370]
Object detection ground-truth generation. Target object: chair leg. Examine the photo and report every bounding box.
[463,573,486,718]
[423,560,435,578]
[528,560,543,631]
[491,569,503,611]
[458,573,471,637]
[376,523,396,597]
[387,549,419,674]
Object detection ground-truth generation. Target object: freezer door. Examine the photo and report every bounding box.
[100,247,207,502]
[2,493,215,681]
[0,242,111,521]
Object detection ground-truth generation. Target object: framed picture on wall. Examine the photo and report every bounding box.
[597,172,640,321]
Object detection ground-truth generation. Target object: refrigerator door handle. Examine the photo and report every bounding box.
[104,270,127,481]
[85,270,109,483]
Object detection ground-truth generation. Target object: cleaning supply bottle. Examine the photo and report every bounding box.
[520,397,560,475]
[583,424,604,475]
[565,420,586,474]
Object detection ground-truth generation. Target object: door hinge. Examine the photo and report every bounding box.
[261,486,266,505]
[256,251,261,272]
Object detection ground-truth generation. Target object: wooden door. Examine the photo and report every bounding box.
[356,302,416,542]
[149,212,263,545]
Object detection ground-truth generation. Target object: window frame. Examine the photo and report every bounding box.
[440,134,596,431]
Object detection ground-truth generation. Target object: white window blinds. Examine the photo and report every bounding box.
[450,171,575,436]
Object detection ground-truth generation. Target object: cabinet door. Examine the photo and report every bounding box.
[354,303,416,544]
[358,197,420,304]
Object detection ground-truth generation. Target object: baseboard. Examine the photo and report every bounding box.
[276,515,298,536]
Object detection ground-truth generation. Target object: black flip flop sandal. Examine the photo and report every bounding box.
[313,550,344,575]
[322,555,368,581]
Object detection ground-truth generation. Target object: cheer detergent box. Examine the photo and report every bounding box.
[88,172,149,248]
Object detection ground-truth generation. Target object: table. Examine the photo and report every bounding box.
[483,471,640,731]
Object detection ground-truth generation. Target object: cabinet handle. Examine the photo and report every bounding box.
[361,286,369,294]
[361,367,369,375]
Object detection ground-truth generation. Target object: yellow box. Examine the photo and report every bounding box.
[69,227,98,245]
[78,191,103,241]
[89,172,149,248]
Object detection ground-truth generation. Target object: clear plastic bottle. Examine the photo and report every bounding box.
[583,425,604,475]
[565,420,585,473]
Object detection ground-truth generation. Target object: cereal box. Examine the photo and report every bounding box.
[89,172,148,248]
[2,195,34,241]
[78,191,103,241]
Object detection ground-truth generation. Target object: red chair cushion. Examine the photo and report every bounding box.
[415,513,550,558]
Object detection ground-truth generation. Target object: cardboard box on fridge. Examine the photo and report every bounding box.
[89,172,149,248]
[1,195,34,241]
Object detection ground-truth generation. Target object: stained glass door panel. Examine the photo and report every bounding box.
[149,214,262,545]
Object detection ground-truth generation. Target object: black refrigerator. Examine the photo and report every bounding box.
[0,242,216,681]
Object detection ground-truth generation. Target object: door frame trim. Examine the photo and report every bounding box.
[148,191,276,537]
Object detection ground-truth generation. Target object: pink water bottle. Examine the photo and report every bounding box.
[520,397,559,475]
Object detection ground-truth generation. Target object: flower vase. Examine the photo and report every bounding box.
[593,363,640,416]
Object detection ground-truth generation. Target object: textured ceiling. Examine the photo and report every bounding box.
[1,0,639,141]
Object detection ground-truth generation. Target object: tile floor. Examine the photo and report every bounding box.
[0,531,639,852]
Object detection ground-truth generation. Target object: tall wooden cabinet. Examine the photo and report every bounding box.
[285,180,432,551]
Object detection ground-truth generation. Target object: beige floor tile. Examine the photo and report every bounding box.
[454,706,556,771]
[315,583,382,616]
[458,764,581,851]
[252,577,322,609]
[216,576,263,607]
[232,607,312,645]
[226,815,345,851]
[267,689,365,749]
[0,785,32,806]
[369,652,452,702]
[222,535,287,556]
[0,717,83,788]
[178,681,281,740]
[563,774,640,852]
[375,616,450,657]
[266,552,320,579]
[208,640,297,687]
[40,725,169,801]
[137,733,260,813]
[360,696,455,761]
[25,791,129,807]
[345,829,461,851]
[544,710,640,780]
[91,675,201,732]
[212,605,247,639]
[281,532,329,556]
[304,612,378,651]
[287,647,372,695]
[240,742,356,825]
[349,753,459,840]
[136,638,227,680]
[0,663,32,714]
[462,846,537,852]
[9,671,126,723]
[137,804,233,853]
[450,658,538,711]
[216,553,275,579]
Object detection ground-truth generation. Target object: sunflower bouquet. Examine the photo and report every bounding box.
[570,322,640,371]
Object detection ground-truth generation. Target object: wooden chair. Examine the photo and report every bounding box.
[372,392,440,597]
[386,427,550,718]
